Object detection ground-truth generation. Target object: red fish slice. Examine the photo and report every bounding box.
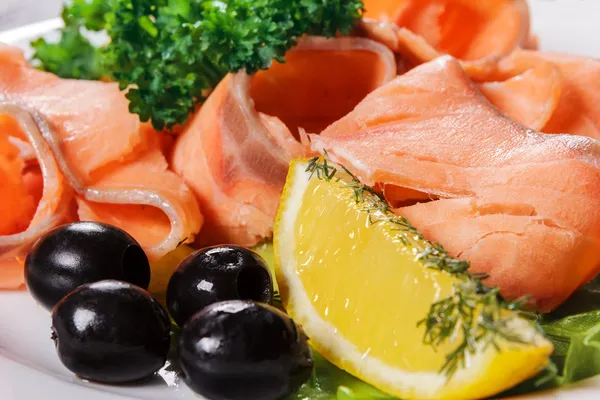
[0,45,202,276]
[312,56,600,312]
[0,105,73,289]
[171,37,396,246]
[361,0,531,62]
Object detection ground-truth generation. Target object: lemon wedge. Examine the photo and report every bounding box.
[149,245,195,304]
[274,158,553,400]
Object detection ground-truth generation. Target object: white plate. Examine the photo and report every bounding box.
[1,1,600,399]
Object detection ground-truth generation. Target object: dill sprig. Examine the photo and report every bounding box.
[420,281,530,377]
[306,155,337,181]
[313,157,472,276]
[273,291,283,306]
[305,156,535,379]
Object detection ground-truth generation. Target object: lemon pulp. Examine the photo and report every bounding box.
[295,176,456,371]
[274,159,553,400]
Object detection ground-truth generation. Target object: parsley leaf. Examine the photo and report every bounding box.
[31,0,109,80]
[30,0,364,131]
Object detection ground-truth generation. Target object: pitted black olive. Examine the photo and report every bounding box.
[166,245,273,326]
[51,280,170,383]
[25,221,150,309]
[178,300,313,400]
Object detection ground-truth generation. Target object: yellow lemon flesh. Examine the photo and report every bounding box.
[149,245,195,305]
[274,159,553,400]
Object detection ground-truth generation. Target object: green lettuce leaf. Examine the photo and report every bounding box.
[543,311,600,385]
[501,278,600,397]
[288,352,393,400]
[540,275,600,384]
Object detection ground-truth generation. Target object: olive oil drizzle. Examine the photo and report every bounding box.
[305,156,534,379]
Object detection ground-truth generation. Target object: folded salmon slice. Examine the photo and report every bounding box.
[475,50,562,131]
[0,46,146,182]
[475,50,600,140]
[311,56,600,312]
[74,135,202,256]
[0,105,73,289]
[0,127,36,236]
[0,45,202,271]
[171,37,396,246]
[356,21,600,140]
[532,53,600,139]
[362,0,530,62]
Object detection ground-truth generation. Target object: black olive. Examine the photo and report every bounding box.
[51,280,171,384]
[166,245,273,326]
[178,300,313,400]
[25,221,150,310]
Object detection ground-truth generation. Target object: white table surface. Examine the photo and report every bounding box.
[0,0,62,30]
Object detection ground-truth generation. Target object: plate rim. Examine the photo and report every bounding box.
[1,10,600,400]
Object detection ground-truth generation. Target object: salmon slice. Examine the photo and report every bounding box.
[356,23,600,140]
[22,164,43,207]
[355,19,500,77]
[0,105,73,289]
[472,50,600,139]
[171,37,396,246]
[0,45,202,262]
[250,37,396,135]
[473,50,600,139]
[0,45,147,181]
[0,129,36,236]
[356,22,560,131]
[362,0,530,62]
[380,184,435,208]
[32,105,202,262]
[311,56,600,312]
[476,49,563,131]
[536,53,600,139]
[74,135,202,256]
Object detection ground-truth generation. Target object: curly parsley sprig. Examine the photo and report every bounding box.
[31,0,364,131]
[31,0,109,80]
[106,0,363,130]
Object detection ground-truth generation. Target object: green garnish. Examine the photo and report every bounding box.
[106,0,363,130]
[62,0,110,31]
[421,281,530,377]
[273,291,282,307]
[30,0,364,131]
[31,0,109,80]
[289,351,393,400]
[306,156,535,379]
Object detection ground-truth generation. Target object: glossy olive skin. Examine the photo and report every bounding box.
[25,221,150,310]
[166,245,273,326]
[178,301,314,400]
[51,280,171,383]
